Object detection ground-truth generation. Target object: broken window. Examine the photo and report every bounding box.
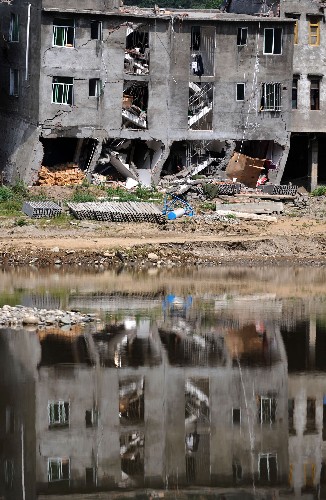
[89,78,102,97]
[237,27,247,46]
[9,68,19,97]
[119,377,144,424]
[85,408,98,427]
[48,401,69,427]
[310,78,320,110]
[125,24,149,75]
[122,81,148,129]
[90,20,102,40]
[236,83,245,101]
[120,431,144,480]
[85,467,96,485]
[232,408,241,425]
[52,76,73,105]
[305,397,316,432]
[260,83,281,111]
[48,458,70,482]
[257,396,276,424]
[259,453,277,483]
[9,13,19,42]
[288,398,296,434]
[292,76,298,109]
[190,25,215,76]
[308,17,320,46]
[188,82,213,130]
[264,28,282,55]
[53,18,75,47]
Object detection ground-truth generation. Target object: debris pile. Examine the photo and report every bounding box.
[67,201,166,224]
[0,305,98,327]
[36,164,85,186]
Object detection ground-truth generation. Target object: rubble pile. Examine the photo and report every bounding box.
[36,164,85,186]
[0,305,99,327]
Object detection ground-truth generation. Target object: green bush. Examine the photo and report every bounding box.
[0,186,14,202]
[14,217,29,227]
[311,186,326,197]
[70,187,97,203]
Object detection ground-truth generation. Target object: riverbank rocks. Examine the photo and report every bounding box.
[0,305,98,328]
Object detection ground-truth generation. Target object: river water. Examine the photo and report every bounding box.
[1,266,326,499]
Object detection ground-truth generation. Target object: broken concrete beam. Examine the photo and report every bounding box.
[216,210,277,222]
[216,202,284,215]
[234,194,296,201]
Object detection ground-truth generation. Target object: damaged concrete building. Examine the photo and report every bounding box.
[0,0,295,187]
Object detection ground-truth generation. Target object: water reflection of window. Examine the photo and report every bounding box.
[185,378,210,425]
[48,458,70,482]
[4,459,14,488]
[258,453,277,484]
[232,460,242,483]
[302,463,316,492]
[85,467,97,486]
[305,398,316,433]
[288,399,296,435]
[232,408,241,425]
[85,408,98,428]
[48,401,69,428]
[120,431,144,483]
[119,378,144,424]
[257,396,276,424]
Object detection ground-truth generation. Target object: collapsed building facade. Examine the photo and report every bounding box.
[0,0,295,187]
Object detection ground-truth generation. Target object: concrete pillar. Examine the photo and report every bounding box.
[308,137,318,192]
[73,138,84,164]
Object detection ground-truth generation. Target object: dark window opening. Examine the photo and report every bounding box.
[85,409,98,428]
[233,461,242,483]
[89,78,102,97]
[237,27,247,46]
[305,397,316,432]
[292,76,298,109]
[264,28,282,54]
[310,78,320,110]
[9,68,19,97]
[232,408,241,424]
[258,396,276,424]
[9,13,19,42]
[52,76,73,105]
[259,454,277,484]
[191,26,201,50]
[53,18,75,47]
[91,20,102,40]
[236,83,245,101]
[85,467,96,486]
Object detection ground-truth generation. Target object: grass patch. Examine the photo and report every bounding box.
[13,217,29,227]
[70,187,98,203]
[106,186,163,202]
[311,186,326,197]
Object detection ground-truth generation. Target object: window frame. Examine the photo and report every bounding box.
[308,17,320,46]
[52,18,75,48]
[258,396,277,423]
[237,27,248,46]
[9,13,19,43]
[260,83,281,112]
[89,78,102,97]
[48,400,70,427]
[258,453,278,483]
[292,76,299,109]
[236,83,245,102]
[309,77,321,111]
[263,27,283,55]
[52,76,74,105]
[47,458,70,482]
[9,68,19,97]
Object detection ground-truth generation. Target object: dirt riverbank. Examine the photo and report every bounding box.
[1,207,326,268]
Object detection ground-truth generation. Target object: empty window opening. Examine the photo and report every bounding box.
[188,82,213,130]
[89,78,102,97]
[232,408,241,424]
[258,396,276,424]
[91,20,102,40]
[85,467,97,486]
[237,27,247,46]
[125,24,149,75]
[122,81,148,130]
[9,68,19,97]
[120,431,144,481]
[48,458,70,482]
[260,83,281,111]
[285,14,300,44]
[53,18,75,47]
[9,13,19,42]
[190,25,215,76]
[52,76,73,105]
[85,408,98,427]
[233,460,242,483]
[236,83,245,101]
[292,76,298,109]
[305,397,316,432]
[259,453,277,484]
[264,28,282,55]
[48,401,69,428]
[119,377,144,424]
[308,17,320,46]
[310,78,320,110]
[288,399,296,434]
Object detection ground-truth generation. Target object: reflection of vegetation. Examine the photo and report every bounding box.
[0,292,24,307]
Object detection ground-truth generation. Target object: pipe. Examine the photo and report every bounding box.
[25,4,31,80]
[167,208,185,220]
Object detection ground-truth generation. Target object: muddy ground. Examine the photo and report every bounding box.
[1,192,326,268]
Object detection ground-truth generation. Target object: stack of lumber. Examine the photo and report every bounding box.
[36,163,85,186]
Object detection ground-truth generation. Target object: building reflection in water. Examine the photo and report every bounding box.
[1,294,326,498]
